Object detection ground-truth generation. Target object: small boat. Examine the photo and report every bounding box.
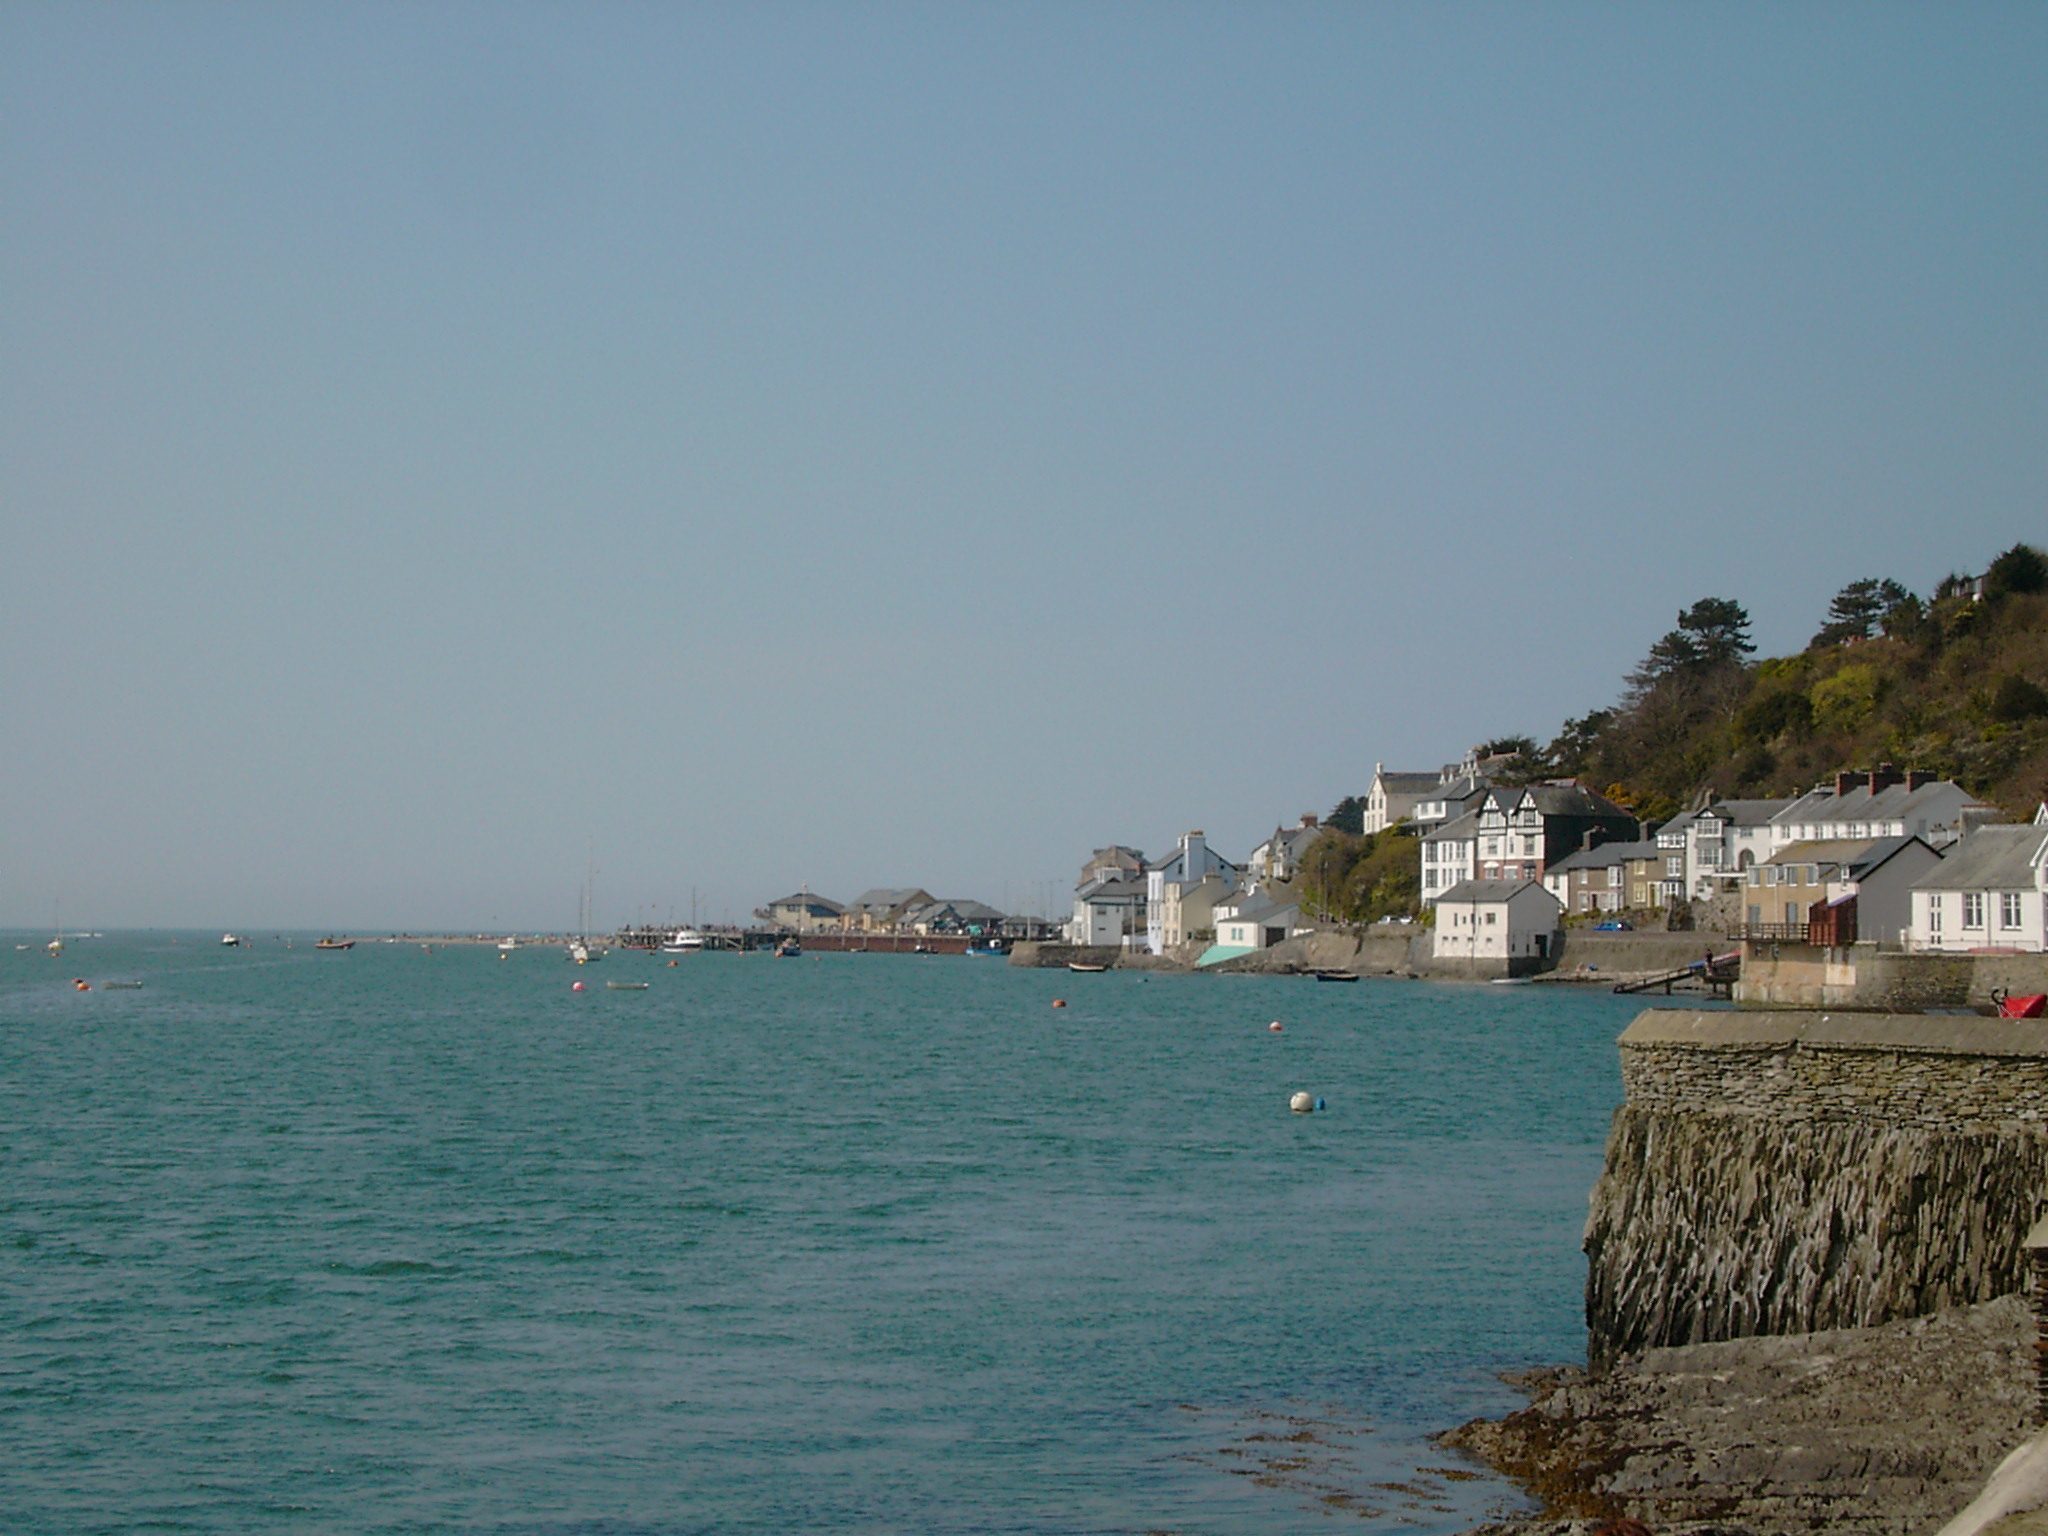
[965,940,1008,958]
[1994,990,2048,1019]
[605,980,649,991]
[497,936,517,955]
[104,981,144,990]
[660,928,705,955]
[567,940,603,964]
[774,937,801,958]
[1313,970,1359,983]
[314,937,354,951]
[221,934,243,947]
[1067,961,1109,973]
[1489,976,1532,986]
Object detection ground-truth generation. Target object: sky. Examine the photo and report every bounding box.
[4,2,2045,931]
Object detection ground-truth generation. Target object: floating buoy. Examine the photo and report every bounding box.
[667,959,678,967]
[1268,1021,1283,1033]
[73,978,91,992]
[1289,1091,1314,1113]
[1052,998,1067,1009]
[571,981,586,992]
[1315,1097,1326,1112]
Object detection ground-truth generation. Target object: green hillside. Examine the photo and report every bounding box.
[1533,542,2048,824]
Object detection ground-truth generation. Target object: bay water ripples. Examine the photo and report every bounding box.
[2,935,1642,1533]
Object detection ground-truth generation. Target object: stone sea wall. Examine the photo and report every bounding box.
[1584,1009,2048,1370]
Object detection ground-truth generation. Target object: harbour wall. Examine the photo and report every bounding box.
[1736,942,2048,1009]
[1584,1008,2048,1371]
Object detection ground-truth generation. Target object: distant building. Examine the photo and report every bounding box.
[844,888,936,933]
[1747,835,1941,944]
[1248,815,1323,884]
[1144,830,1241,954]
[757,891,847,932]
[1364,764,1441,835]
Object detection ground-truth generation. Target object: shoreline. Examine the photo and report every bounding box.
[1441,1296,2032,1534]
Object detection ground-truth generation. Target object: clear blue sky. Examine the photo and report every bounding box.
[5,3,2045,930]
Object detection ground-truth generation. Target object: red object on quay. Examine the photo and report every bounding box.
[1997,992,2047,1019]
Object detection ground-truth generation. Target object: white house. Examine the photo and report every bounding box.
[1420,811,1480,906]
[1069,875,1146,948]
[1908,824,2048,953]
[1365,763,1441,834]
[1660,798,1794,900]
[1431,878,1564,968]
[1769,769,1998,853]
[1144,830,1241,954]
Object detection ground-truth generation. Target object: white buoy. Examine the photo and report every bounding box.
[1268,1020,1283,1033]
[572,981,586,993]
[1289,1091,1314,1113]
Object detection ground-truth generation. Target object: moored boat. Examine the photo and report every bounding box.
[314,937,354,951]
[774,937,801,958]
[1067,961,1109,973]
[660,928,705,954]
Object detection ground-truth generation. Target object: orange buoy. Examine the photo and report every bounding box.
[74,978,91,991]
[1052,998,1067,1009]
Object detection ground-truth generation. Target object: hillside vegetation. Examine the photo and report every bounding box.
[1302,543,2048,925]
[1540,542,2048,825]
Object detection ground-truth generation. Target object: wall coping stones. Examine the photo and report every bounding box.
[1620,1007,2048,1061]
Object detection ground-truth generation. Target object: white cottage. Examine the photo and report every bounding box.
[1431,878,1564,971]
[1908,824,2048,953]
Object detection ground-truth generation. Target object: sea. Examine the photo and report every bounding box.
[1,934,1648,1535]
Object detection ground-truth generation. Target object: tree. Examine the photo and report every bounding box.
[1545,710,1615,778]
[1325,795,1365,836]
[1812,579,1886,647]
[1986,543,2048,598]
[1677,597,1755,668]
[1628,597,1754,694]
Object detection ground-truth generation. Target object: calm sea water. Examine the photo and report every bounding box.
[2,935,1643,1535]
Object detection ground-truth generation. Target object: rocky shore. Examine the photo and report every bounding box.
[1442,1295,2032,1535]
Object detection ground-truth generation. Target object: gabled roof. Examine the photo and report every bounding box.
[1077,876,1146,903]
[848,887,930,913]
[1911,825,2046,892]
[1228,896,1301,925]
[1775,780,1994,829]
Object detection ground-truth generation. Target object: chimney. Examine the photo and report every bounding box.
[1834,770,1857,798]
[1869,763,1903,795]
[1300,813,1318,828]
[1906,770,1933,792]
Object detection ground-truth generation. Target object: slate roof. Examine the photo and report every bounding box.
[1546,839,1661,873]
[1375,770,1441,795]
[848,887,929,914]
[1421,810,1482,844]
[765,892,845,915]
[1436,878,1554,905]
[1766,836,1931,880]
[1702,797,1795,828]
[1775,780,1993,831]
[1911,825,2047,891]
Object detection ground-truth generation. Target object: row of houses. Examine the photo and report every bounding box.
[754,887,1021,937]
[1068,818,1331,961]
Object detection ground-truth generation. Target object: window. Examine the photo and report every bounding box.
[1963,893,1985,929]
[1666,856,1683,877]
[1608,867,1621,887]
[2003,893,2023,929]
[1785,901,1800,926]
[1929,895,1943,934]
[1484,912,1497,925]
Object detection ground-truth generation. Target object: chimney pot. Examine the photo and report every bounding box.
[1834,771,1855,797]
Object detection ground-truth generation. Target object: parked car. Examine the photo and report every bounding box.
[1594,919,1634,931]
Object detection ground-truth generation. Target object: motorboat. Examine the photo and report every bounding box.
[661,928,705,955]
[1312,970,1359,983]
[314,937,354,951]
[605,980,649,991]
[965,939,1008,957]
[221,934,243,947]
[497,936,517,954]
[1066,961,1109,973]
[774,937,801,958]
